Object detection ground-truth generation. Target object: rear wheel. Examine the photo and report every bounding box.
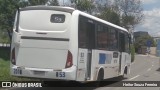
[121,67,128,79]
[97,70,104,81]
[96,69,104,87]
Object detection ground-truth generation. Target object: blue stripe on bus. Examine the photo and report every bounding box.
[99,53,106,64]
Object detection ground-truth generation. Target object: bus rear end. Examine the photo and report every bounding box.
[10,6,76,80]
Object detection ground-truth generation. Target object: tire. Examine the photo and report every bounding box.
[97,69,104,81]
[95,69,104,87]
[121,67,128,79]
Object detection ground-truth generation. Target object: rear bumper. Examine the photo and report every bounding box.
[10,65,77,80]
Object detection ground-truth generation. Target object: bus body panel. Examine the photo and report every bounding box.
[92,50,120,80]
[76,49,88,81]
[10,7,78,80]
[14,9,71,69]
[10,65,77,80]
[120,52,131,75]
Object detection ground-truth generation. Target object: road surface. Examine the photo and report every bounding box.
[94,54,160,90]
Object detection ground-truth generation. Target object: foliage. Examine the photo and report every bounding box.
[0,47,10,60]
[97,7,121,26]
[48,0,59,6]
[70,0,95,14]
[131,44,135,62]
[134,35,156,52]
[0,0,21,42]
[27,0,48,5]
[114,0,143,29]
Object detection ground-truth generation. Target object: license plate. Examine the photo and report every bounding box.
[33,71,45,75]
[13,68,22,75]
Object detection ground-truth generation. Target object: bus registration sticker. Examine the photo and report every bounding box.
[56,72,65,77]
[13,68,22,75]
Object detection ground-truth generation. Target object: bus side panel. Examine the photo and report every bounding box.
[120,52,131,75]
[76,49,88,81]
[93,50,119,80]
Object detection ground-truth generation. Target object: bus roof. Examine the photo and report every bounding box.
[75,10,128,33]
[20,6,75,14]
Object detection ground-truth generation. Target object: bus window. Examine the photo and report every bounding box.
[108,28,118,51]
[125,34,130,53]
[50,14,65,23]
[119,31,125,52]
[78,16,88,48]
[78,16,96,49]
[97,25,108,50]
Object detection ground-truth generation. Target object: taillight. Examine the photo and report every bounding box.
[65,51,73,68]
[11,48,16,65]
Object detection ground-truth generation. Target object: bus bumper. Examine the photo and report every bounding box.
[10,65,77,80]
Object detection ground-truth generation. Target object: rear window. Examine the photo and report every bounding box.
[50,14,65,23]
[19,10,71,31]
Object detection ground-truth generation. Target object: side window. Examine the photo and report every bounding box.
[108,27,118,51]
[78,15,96,49]
[125,34,130,53]
[78,17,88,48]
[119,31,125,52]
[97,25,108,49]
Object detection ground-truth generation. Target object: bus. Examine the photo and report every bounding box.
[10,6,131,81]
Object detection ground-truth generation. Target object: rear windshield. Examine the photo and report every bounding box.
[19,10,71,31]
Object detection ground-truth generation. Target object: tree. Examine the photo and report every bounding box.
[114,0,143,30]
[134,35,156,53]
[0,0,22,43]
[70,0,95,14]
[27,0,48,5]
[97,7,121,26]
[48,0,59,6]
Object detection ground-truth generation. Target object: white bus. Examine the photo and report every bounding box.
[10,6,131,81]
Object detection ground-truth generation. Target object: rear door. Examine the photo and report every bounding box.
[15,9,72,69]
[77,15,96,80]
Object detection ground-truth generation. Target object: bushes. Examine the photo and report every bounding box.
[131,44,135,63]
[0,47,10,60]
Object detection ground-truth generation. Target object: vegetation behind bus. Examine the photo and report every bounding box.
[131,44,135,62]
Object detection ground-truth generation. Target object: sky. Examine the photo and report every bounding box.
[135,0,160,37]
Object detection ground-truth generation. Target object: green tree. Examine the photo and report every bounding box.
[0,0,23,43]
[70,0,95,14]
[97,7,121,26]
[114,0,143,30]
[48,0,59,6]
[134,35,156,53]
[27,0,48,5]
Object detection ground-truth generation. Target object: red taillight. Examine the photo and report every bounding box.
[65,51,73,68]
[11,48,16,65]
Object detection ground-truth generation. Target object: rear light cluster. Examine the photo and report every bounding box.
[11,48,16,65]
[65,51,73,68]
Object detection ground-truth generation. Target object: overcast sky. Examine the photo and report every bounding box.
[135,0,160,37]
